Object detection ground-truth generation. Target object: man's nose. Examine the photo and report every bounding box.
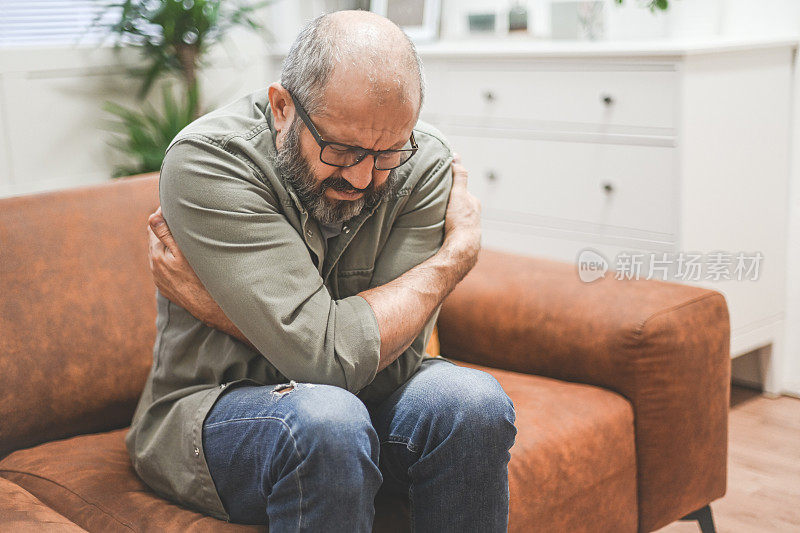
[340,155,374,190]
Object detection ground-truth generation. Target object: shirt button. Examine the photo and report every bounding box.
[343,225,350,233]
[306,229,313,237]
[193,446,200,457]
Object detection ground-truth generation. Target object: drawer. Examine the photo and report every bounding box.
[446,133,677,237]
[423,61,678,130]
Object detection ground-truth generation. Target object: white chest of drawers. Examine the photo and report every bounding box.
[416,38,798,393]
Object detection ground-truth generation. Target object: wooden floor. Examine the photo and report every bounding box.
[656,386,800,533]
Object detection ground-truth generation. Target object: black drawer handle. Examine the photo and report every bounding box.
[601,93,614,106]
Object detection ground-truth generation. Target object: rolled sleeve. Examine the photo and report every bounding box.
[158,136,381,392]
[335,293,382,391]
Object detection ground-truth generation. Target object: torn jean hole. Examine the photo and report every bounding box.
[272,379,298,395]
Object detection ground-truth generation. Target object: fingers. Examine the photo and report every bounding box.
[451,152,468,189]
[148,210,180,258]
[147,225,159,270]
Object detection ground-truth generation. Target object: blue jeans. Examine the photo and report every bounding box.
[202,357,517,532]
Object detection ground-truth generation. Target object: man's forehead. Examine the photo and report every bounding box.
[330,60,419,104]
[311,85,418,147]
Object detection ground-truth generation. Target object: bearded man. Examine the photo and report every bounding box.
[126,10,516,532]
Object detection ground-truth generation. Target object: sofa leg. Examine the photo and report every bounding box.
[678,505,716,533]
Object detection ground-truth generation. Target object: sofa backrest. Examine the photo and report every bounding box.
[0,174,159,458]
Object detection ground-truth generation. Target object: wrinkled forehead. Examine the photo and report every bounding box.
[311,65,419,139]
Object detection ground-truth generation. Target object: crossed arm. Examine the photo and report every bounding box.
[148,155,481,375]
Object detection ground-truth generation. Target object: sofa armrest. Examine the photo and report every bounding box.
[437,249,730,533]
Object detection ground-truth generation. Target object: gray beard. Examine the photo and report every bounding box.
[275,119,398,225]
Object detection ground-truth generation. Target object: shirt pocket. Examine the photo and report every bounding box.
[336,267,375,298]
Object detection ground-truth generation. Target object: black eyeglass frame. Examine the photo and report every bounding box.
[288,91,418,171]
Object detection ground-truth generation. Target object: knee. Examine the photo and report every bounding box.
[433,369,517,441]
[464,371,516,431]
[291,384,378,456]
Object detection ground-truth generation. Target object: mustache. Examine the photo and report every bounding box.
[323,176,371,193]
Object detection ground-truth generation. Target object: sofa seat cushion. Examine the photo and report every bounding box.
[0,428,408,532]
[0,363,637,532]
[458,361,639,533]
[0,429,264,532]
[0,476,87,532]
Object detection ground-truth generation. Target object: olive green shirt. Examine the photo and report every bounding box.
[125,88,454,521]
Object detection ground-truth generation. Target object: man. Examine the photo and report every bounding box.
[126,10,517,532]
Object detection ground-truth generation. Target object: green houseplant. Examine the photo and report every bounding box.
[93,0,271,177]
[614,0,670,13]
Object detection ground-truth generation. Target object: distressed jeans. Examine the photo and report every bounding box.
[201,357,517,532]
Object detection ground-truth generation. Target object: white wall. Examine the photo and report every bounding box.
[0,26,274,198]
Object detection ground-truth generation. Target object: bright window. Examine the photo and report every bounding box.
[0,1,121,47]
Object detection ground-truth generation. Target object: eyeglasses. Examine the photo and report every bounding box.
[287,91,418,171]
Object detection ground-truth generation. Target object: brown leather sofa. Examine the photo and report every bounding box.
[0,173,730,532]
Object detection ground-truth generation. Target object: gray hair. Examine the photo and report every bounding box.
[279,12,425,116]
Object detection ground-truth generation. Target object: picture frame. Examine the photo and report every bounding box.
[370,0,441,43]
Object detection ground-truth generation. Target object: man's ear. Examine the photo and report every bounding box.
[268,83,294,135]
